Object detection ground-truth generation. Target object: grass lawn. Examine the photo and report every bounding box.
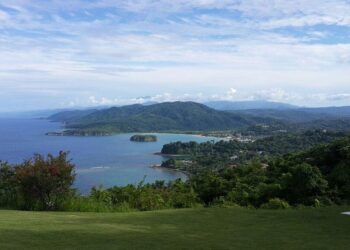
[0,206,349,250]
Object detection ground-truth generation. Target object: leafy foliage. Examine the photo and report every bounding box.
[49,102,283,134]
[1,135,350,211]
[161,130,344,173]
[0,152,75,210]
[87,180,200,211]
[0,161,17,208]
[260,198,290,209]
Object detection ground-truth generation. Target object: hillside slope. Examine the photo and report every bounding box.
[229,109,350,132]
[49,102,281,133]
[205,100,298,110]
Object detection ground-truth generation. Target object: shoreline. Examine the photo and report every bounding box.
[149,164,190,178]
[154,152,190,157]
[44,121,229,140]
[46,131,224,139]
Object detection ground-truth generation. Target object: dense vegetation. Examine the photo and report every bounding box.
[0,152,75,211]
[180,136,350,207]
[205,100,298,110]
[47,102,350,137]
[49,109,97,123]
[231,107,350,122]
[231,106,350,131]
[1,207,349,250]
[48,102,283,134]
[1,135,350,211]
[161,130,345,172]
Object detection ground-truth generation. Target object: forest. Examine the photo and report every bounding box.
[161,130,346,172]
[1,134,350,211]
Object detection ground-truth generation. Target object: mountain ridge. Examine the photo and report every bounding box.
[204,100,298,111]
[49,101,282,133]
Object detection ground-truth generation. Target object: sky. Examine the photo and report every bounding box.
[0,0,350,111]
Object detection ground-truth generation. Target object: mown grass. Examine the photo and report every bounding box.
[0,206,349,250]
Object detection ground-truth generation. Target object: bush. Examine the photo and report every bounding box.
[15,152,75,210]
[211,196,239,208]
[260,198,290,209]
[280,163,328,205]
[190,172,230,204]
[167,179,199,208]
[0,162,17,208]
[63,197,135,213]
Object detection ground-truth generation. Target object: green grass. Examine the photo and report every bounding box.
[0,206,349,250]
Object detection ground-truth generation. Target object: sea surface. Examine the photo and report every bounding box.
[0,118,218,193]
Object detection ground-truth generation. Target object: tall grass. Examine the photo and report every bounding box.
[62,197,136,213]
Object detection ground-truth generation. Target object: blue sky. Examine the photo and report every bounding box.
[0,0,350,111]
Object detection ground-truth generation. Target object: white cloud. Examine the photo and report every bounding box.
[68,88,350,109]
[0,10,9,21]
[1,0,350,111]
[87,96,119,105]
[88,96,99,104]
[252,88,301,102]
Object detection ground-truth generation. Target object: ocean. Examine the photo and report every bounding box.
[0,118,217,193]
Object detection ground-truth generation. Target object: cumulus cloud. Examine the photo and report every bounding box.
[88,96,119,105]
[0,0,350,111]
[252,89,300,102]
[69,88,350,109]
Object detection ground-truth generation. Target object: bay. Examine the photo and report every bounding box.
[0,118,217,193]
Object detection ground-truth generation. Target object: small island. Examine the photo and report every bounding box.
[46,130,111,136]
[130,134,157,142]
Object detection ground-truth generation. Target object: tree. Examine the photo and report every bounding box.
[190,172,229,204]
[280,163,328,205]
[328,162,350,201]
[0,161,17,208]
[15,152,75,210]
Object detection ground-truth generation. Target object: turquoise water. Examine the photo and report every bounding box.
[0,118,217,193]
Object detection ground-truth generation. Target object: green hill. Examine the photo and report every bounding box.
[205,100,298,110]
[231,106,350,124]
[0,207,349,250]
[49,102,281,133]
[49,109,98,123]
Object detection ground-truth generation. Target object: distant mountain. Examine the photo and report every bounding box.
[231,109,328,123]
[205,100,298,111]
[0,109,71,119]
[299,106,350,117]
[49,102,281,133]
[300,118,350,132]
[0,106,108,119]
[231,106,350,123]
[49,109,98,123]
[48,102,350,134]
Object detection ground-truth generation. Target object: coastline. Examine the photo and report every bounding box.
[154,152,190,157]
[46,130,221,139]
[149,164,190,178]
[44,121,228,140]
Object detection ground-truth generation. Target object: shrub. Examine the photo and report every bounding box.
[0,162,17,208]
[190,172,230,204]
[260,198,290,209]
[90,186,112,204]
[15,152,75,210]
[279,163,328,205]
[211,196,239,208]
[167,179,199,208]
